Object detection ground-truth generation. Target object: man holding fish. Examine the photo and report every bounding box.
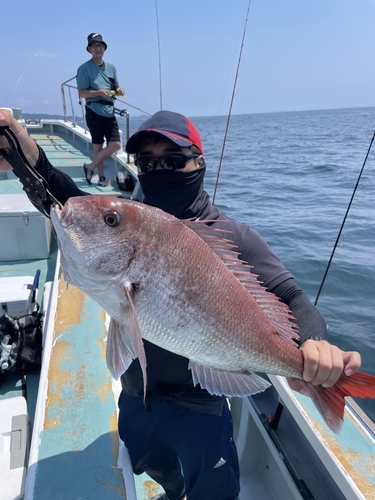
[0,108,367,500]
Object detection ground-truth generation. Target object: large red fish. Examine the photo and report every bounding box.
[50,195,375,433]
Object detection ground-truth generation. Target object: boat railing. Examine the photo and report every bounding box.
[60,76,85,129]
[60,76,131,161]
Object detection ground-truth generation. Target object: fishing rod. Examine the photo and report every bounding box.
[314,131,375,306]
[212,0,252,205]
[155,0,163,110]
[114,97,152,117]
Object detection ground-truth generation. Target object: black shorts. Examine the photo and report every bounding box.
[85,106,121,145]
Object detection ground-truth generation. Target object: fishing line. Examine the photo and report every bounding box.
[155,0,163,110]
[12,54,38,91]
[12,25,91,92]
[212,0,251,205]
[114,97,152,117]
[314,130,375,306]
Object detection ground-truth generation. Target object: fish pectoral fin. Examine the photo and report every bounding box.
[189,361,271,397]
[124,281,148,397]
[106,318,135,379]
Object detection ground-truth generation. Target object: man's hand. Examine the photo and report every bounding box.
[0,109,39,172]
[99,89,112,98]
[116,87,125,97]
[287,339,361,396]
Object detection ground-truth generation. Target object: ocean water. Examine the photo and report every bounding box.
[125,107,375,421]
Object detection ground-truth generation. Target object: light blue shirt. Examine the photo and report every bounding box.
[76,59,119,117]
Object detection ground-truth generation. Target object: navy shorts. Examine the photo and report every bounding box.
[118,392,240,500]
[85,106,120,145]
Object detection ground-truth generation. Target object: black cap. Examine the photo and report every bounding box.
[86,33,107,51]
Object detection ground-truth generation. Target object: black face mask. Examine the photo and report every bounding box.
[139,166,207,219]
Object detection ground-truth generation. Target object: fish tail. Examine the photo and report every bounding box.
[309,371,375,433]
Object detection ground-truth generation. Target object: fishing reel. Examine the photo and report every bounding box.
[114,108,128,117]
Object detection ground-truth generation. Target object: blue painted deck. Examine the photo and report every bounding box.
[27,276,126,499]
[28,130,129,195]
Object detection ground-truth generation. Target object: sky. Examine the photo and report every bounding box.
[1,0,375,118]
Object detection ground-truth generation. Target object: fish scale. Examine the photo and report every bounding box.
[50,195,375,433]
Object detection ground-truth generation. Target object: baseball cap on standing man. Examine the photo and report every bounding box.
[126,110,203,154]
[86,33,107,51]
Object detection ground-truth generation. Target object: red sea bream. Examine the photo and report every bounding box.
[50,195,375,433]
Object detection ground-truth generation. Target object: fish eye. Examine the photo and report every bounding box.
[104,211,122,227]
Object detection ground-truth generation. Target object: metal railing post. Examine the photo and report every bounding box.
[126,112,130,163]
[61,85,67,122]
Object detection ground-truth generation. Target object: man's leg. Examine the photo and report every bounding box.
[84,107,103,183]
[86,139,121,177]
[118,392,186,500]
[85,113,121,183]
[92,143,104,177]
[167,400,240,500]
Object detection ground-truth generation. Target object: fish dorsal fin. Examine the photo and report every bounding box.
[183,220,299,344]
[189,361,271,397]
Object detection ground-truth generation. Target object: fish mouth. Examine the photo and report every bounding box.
[51,202,72,227]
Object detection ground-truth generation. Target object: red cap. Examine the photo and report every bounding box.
[126,111,203,154]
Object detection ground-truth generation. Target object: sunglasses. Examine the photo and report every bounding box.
[134,154,199,173]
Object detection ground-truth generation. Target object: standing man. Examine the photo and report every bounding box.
[77,33,125,186]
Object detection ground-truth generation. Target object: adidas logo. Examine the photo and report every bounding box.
[214,457,226,468]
